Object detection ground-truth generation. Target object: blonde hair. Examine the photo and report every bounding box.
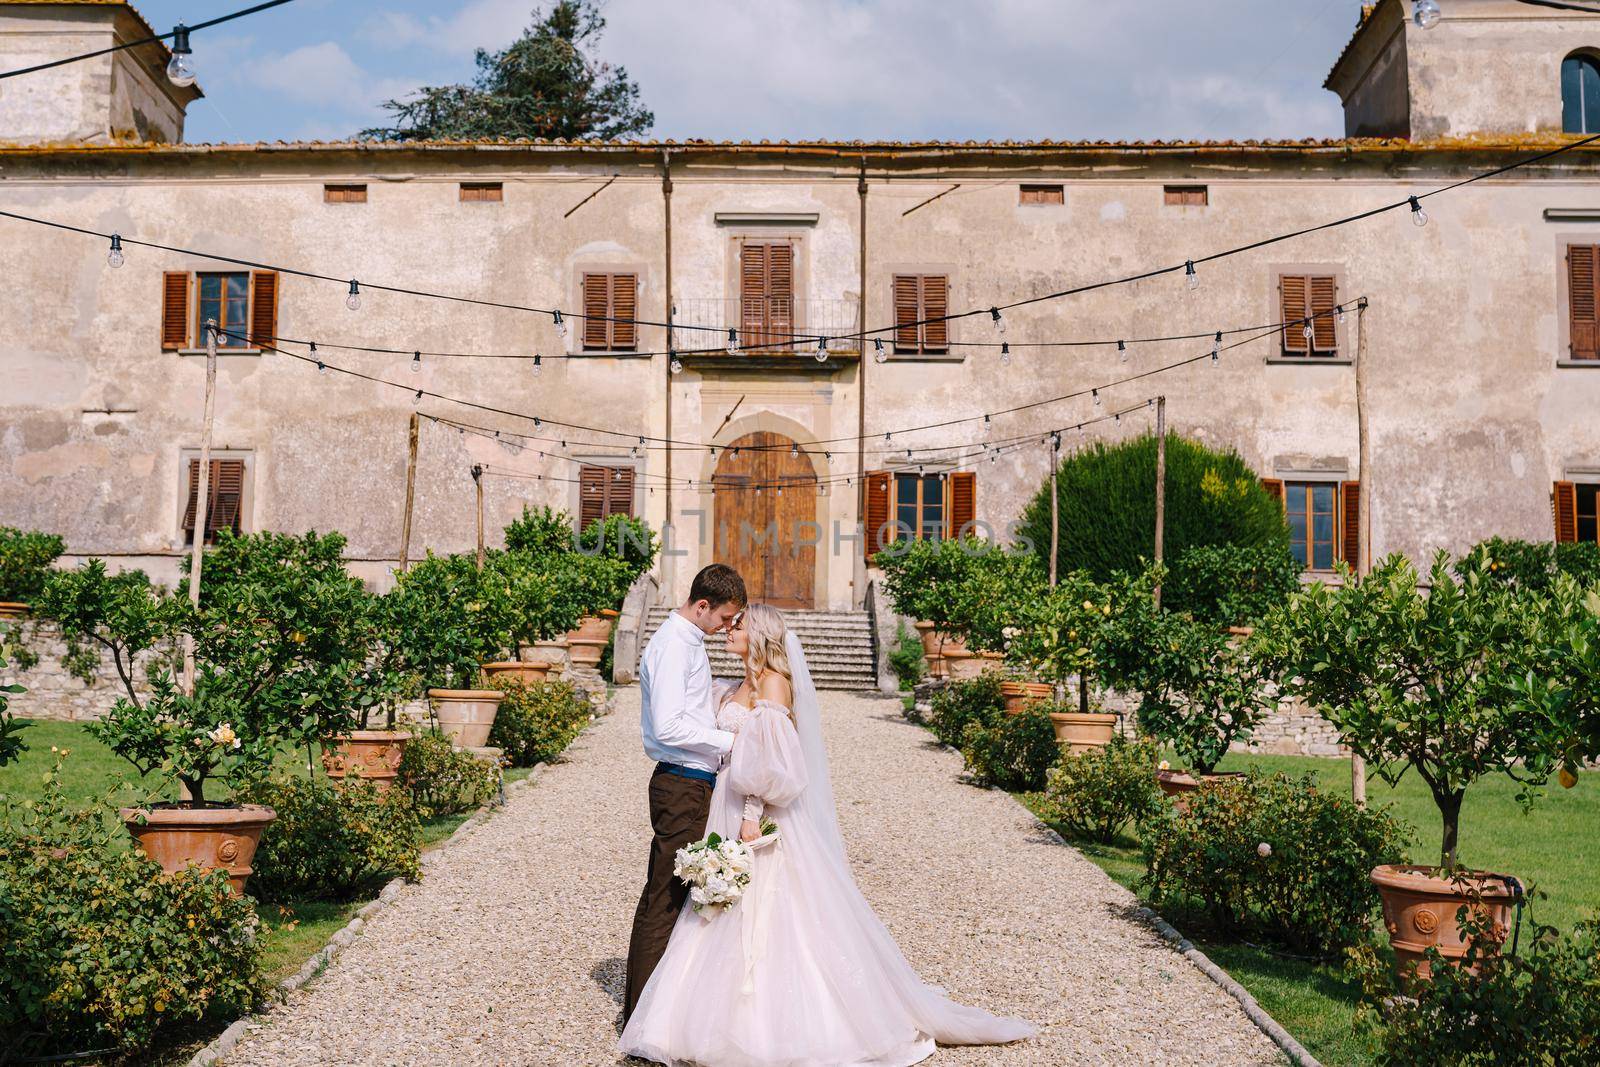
[743,603,792,686]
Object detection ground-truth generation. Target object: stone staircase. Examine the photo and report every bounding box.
[641,608,878,691]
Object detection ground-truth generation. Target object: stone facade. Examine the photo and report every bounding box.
[3,621,154,721]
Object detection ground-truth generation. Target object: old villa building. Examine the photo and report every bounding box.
[4,0,1600,625]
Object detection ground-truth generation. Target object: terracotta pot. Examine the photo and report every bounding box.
[427,688,506,748]
[525,637,569,668]
[914,620,939,657]
[599,608,620,619]
[567,614,613,645]
[322,730,409,792]
[480,660,554,686]
[567,640,606,669]
[0,602,29,621]
[943,648,983,680]
[1156,768,1246,811]
[999,680,1053,716]
[1371,864,1519,980]
[1049,711,1118,754]
[120,804,277,895]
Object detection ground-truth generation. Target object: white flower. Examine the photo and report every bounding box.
[209,723,237,747]
[1257,842,1273,858]
[1158,760,1171,771]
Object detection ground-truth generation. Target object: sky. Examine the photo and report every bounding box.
[127,0,1358,144]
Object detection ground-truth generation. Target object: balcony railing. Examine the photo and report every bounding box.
[674,297,860,355]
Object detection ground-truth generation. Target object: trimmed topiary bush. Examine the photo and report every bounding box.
[1017,433,1288,606]
[888,622,925,690]
[487,678,591,767]
[1141,771,1410,955]
[927,672,1005,748]
[235,774,421,904]
[1037,735,1163,844]
[0,763,267,1057]
[0,526,65,604]
[959,706,1058,792]
[397,730,502,818]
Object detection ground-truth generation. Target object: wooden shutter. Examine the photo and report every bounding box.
[249,272,278,348]
[1260,477,1285,508]
[1555,481,1579,543]
[582,274,610,349]
[459,182,503,202]
[611,274,637,350]
[948,471,976,538]
[605,465,635,518]
[1340,481,1361,567]
[1570,245,1599,361]
[768,244,793,347]
[183,459,245,543]
[1310,276,1338,354]
[865,471,891,562]
[1165,185,1208,207]
[1019,184,1063,205]
[921,275,949,352]
[1280,275,1310,354]
[324,184,367,203]
[162,272,190,350]
[741,243,768,347]
[893,275,920,352]
[579,466,606,529]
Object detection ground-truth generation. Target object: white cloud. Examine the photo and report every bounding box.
[240,41,420,124]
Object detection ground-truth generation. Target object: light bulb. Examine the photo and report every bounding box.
[874,339,888,364]
[412,389,422,406]
[553,310,568,339]
[1409,195,1429,227]
[670,356,683,375]
[989,307,1005,335]
[1093,388,1101,408]
[532,353,543,377]
[346,280,361,311]
[790,445,800,458]
[1185,260,1199,291]
[1212,330,1222,363]
[411,351,421,373]
[1413,0,1441,29]
[1117,339,1127,363]
[726,328,739,355]
[1302,321,1314,342]
[166,25,196,88]
[316,360,327,376]
[815,336,829,362]
[1337,306,1348,325]
[1000,342,1011,366]
[107,234,124,268]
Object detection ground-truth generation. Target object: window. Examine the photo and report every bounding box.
[1568,245,1598,361]
[1554,481,1600,543]
[1019,184,1064,205]
[892,274,949,355]
[863,470,976,560]
[739,242,795,350]
[1564,53,1600,134]
[161,271,278,351]
[182,458,247,545]
[1164,185,1208,207]
[323,184,367,203]
[1278,273,1340,358]
[578,464,635,529]
[1263,478,1360,571]
[580,273,638,351]
[460,182,503,202]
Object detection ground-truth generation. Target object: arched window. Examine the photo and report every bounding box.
[1565,52,1600,134]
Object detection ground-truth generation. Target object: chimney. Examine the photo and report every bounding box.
[0,1,202,145]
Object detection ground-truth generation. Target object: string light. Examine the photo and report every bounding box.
[726,328,739,355]
[1117,339,1127,362]
[1000,342,1011,366]
[1413,0,1442,28]
[106,234,124,268]
[1301,319,1314,342]
[531,353,543,377]
[345,280,361,311]
[412,388,422,406]
[1185,260,1199,291]
[670,352,683,375]
[165,24,196,87]
[410,350,421,374]
[1409,195,1429,227]
[316,359,327,375]
[553,310,568,339]
[815,336,828,362]
[873,338,887,364]
[790,444,800,458]
[989,307,1006,335]
[1092,388,1101,407]
[1338,305,1348,325]
[1212,331,1222,363]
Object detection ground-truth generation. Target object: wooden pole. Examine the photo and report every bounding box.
[1352,300,1371,807]
[1049,436,1060,588]
[472,464,485,570]
[1153,397,1167,611]
[182,320,218,698]
[399,411,419,574]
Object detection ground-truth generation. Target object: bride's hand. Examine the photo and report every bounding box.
[739,819,761,843]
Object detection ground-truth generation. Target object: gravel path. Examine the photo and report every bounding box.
[221,690,1285,1066]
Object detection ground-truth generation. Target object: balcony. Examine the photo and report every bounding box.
[674,297,860,366]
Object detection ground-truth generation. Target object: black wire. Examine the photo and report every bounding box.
[0,0,298,80]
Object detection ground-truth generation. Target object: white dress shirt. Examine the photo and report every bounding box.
[639,610,736,773]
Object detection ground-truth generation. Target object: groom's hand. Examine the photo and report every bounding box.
[739,819,761,843]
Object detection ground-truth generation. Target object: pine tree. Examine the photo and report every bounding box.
[362,2,653,142]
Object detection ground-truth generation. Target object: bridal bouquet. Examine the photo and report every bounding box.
[675,832,754,917]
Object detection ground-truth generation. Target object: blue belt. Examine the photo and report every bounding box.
[655,761,717,785]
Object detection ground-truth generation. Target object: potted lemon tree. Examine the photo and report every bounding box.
[1266,552,1591,978]
[1005,572,1120,747]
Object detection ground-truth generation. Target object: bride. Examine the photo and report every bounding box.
[619,604,1034,1066]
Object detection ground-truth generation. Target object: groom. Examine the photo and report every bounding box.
[624,562,747,1020]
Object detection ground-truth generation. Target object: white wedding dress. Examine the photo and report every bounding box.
[619,633,1034,1066]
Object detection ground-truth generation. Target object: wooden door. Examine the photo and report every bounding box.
[713,431,817,608]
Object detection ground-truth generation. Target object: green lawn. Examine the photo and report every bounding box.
[1023,752,1600,1067]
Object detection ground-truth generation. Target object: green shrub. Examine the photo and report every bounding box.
[1017,433,1288,597]
[1165,543,1301,628]
[0,640,26,768]
[1141,771,1409,955]
[1352,914,1600,1065]
[927,672,1005,748]
[888,622,925,690]
[1458,535,1600,593]
[959,706,1058,792]
[1037,735,1162,844]
[487,678,591,767]
[235,774,421,904]
[398,730,502,818]
[577,512,659,584]
[503,505,578,558]
[0,765,267,1056]
[0,526,65,603]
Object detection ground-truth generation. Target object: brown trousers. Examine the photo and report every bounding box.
[624,766,714,1020]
